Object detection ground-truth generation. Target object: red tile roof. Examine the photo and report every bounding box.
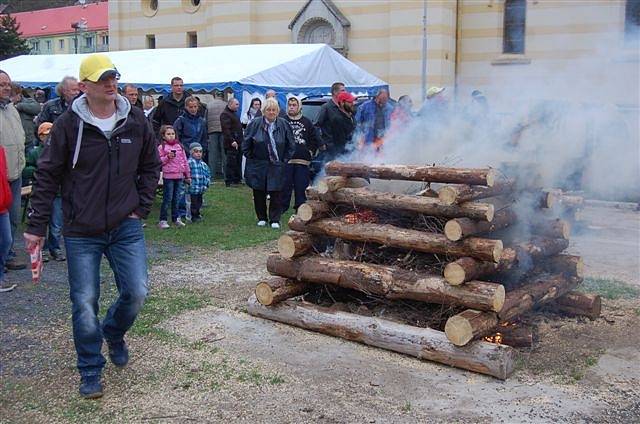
[11,2,108,38]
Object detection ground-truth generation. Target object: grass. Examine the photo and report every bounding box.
[579,277,640,300]
[143,184,293,250]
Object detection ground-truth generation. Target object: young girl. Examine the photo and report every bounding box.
[157,125,191,229]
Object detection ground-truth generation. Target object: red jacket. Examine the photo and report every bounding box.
[0,146,13,214]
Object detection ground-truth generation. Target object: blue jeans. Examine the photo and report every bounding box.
[44,196,63,253]
[0,213,12,281]
[281,163,310,213]
[160,178,183,222]
[8,178,21,259]
[64,218,149,377]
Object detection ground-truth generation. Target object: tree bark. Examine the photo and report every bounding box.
[444,209,517,241]
[445,309,499,346]
[322,187,495,221]
[530,219,571,240]
[492,325,534,348]
[288,217,504,262]
[550,291,601,320]
[277,231,314,259]
[266,254,506,312]
[316,176,370,194]
[325,161,497,187]
[541,255,584,278]
[297,200,331,223]
[438,180,516,205]
[444,257,499,286]
[247,295,517,379]
[255,277,312,306]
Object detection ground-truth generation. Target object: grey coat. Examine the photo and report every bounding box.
[242,117,295,192]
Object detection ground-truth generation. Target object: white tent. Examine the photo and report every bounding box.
[0,43,387,96]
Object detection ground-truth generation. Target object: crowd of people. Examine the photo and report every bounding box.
[0,52,469,399]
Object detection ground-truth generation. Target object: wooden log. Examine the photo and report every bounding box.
[444,208,517,241]
[541,255,584,278]
[266,254,506,312]
[559,194,584,209]
[316,176,369,194]
[325,161,497,187]
[438,180,516,205]
[288,217,503,262]
[499,274,582,320]
[323,187,495,221]
[255,277,312,306]
[442,238,570,285]
[551,291,601,320]
[530,219,571,240]
[297,200,331,223]
[484,325,534,348]
[445,309,499,346]
[277,231,314,259]
[247,295,517,379]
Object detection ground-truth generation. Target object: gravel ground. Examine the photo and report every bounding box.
[1,205,639,423]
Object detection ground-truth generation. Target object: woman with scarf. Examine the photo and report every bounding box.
[241,97,262,128]
[242,97,295,229]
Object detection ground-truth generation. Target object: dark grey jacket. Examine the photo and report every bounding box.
[242,117,295,192]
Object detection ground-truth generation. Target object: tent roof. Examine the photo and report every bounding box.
[0,44,387,93]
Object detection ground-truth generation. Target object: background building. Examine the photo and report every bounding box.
[12,1,108,55]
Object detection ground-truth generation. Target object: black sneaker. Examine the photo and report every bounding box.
[79,375,103,399]
[51,249,66,262]
[106,339,129,367]
[5,259,26,270]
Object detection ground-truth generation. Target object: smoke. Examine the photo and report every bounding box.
[341,30,640,203]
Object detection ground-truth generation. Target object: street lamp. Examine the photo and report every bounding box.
[71,19,88,54]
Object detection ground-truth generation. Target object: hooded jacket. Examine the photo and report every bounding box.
[173,110,208,153]
[284,110,318,165]
[26,94,161,237]
[0,99,26,181]
[158,140,190,180]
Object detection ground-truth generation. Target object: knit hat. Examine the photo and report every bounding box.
[38,122,53,137]
[189,142,203,151]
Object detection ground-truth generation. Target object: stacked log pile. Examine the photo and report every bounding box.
[247,161,599,380]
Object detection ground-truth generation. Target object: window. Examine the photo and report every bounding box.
[187,31,197,48]
[32,40,40,51]
[626,0,640,43]
[146,34,156,49]
[101,35,109,45]
[191,0,200,5]
[59,39,65,49]
[45,40,51,51]
[150,0,158,10]
[85,36,93,47]
[503,0,526,54]
[73,38,77,50]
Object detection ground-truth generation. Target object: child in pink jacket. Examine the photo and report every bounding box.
[157,125,191,228]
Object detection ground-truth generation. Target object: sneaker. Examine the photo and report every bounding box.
[157,220,170,229]
[191,216,202,223]
[106,339,129,367]
[41,250,51,263]
[270,222,280,229]
[51,250,66,262]
[79,375,103,399]
[0,281,17,292]
[174,218,186,227]
[257,220,267,227]
[5,258,26,270]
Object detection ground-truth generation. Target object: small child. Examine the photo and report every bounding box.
[187,142,211,222]
[158,125,191,229]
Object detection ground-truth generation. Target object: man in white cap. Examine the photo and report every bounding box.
[24,54,161,399]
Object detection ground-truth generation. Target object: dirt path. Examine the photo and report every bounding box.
[1,205,639,423]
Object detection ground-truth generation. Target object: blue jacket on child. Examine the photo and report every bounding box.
[174,111,208,153]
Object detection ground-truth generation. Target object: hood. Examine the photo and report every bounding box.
[71,93,131,127]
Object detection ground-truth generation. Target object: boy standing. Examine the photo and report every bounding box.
[187,142,211,222]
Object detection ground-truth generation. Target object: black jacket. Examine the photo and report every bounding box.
[27,94,161,237]
[220,107,243,150]
[315,100,354,157]
[242,117,295,192]
[36,97,70,126]
[152,95,186,134]
[284,114,318,164]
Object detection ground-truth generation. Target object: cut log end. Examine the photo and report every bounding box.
[438,186,458,206]
[316,179,331,195]
[493,285,506,312]
[277,235,297,259]
[492,240,504,263]
[486,204,495,222]
[444,220,463,242]
[561,221,571,239]
[576,258,584,278]
[297,203,314,222]
[486,169,496,187]
[255,282,276,306]
[444,315,474,346]
[444,262,466,285]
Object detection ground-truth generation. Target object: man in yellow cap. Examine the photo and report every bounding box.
[24,54,161,399]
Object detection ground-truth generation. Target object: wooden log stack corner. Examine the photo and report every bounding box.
[246,162,599,380]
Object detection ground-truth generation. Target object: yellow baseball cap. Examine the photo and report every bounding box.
[79,54,120,82]
[426,86,445,99]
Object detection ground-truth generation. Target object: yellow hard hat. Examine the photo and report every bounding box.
[79,54,120,82]
[426,86,445,99]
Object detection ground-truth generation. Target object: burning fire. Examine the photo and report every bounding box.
[344,210,378,224]
[484,322,517,345]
